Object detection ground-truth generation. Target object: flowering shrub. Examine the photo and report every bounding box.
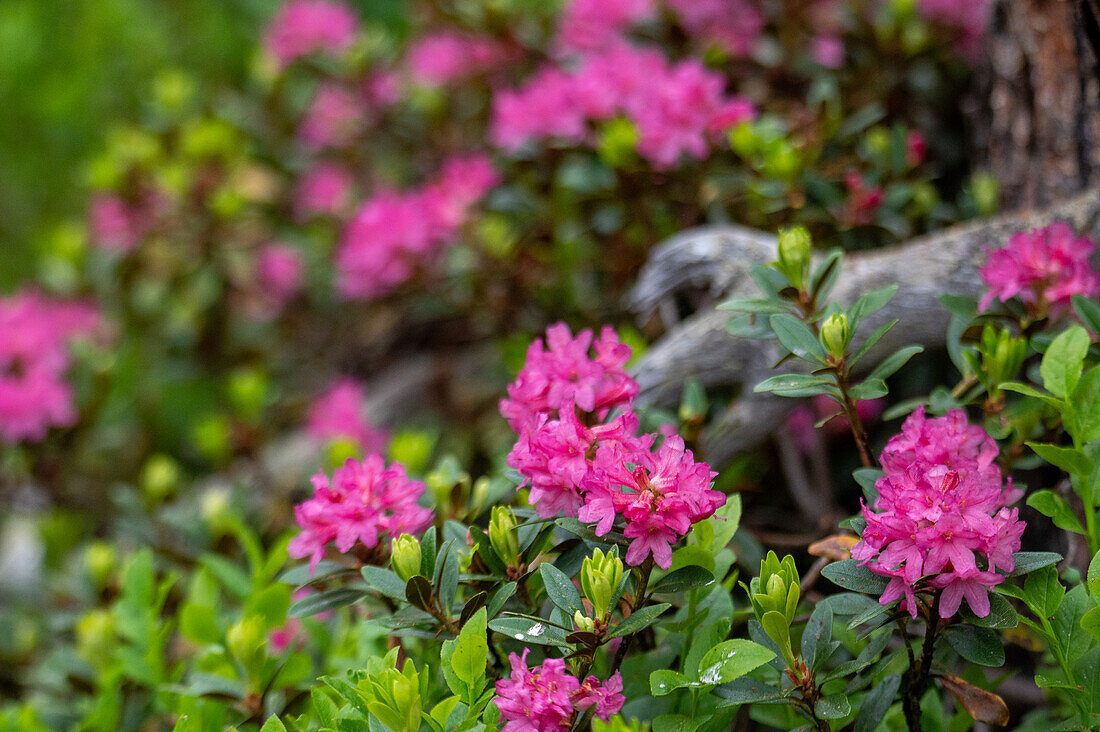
[7,2,1100,732]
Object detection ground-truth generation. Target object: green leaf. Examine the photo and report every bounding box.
[1053,585,1093,664]
[451,608,488,688]
[820,560,889,595]
[770,314,827,363]
[539,563,582,615]
[360,565,409,600]
[650,669,694,696]
[259,716,287,732]
[717,297,789,314]
[245,584,291,630]
[809,249,844,302]
[1008,552,1063,577]
[1073,295,1100,335]
[814,695,852,720]
[1040,325,1090,399]
[179,603,221,644]
[488,582,517,618]
[943,624,1005,666]
[488,617,568,646]
[714,677,785,706]
[1027,443,1094,477]
[1024,565,1066,619]
[608,603,671,639]
[848,319,897,368]
[960,592,1018,629]
[1089,550,1100,599]
[754,373,837,398]
[999,382,1063,410]
[697,640,777,685]
[652,566,715,594]
[1027,491,1086,534]
[312,687,339,728]
[854,674,901,732]
[939,294,978,320]
[1081,604,1100,642]
[405,575,435,613]
[289,588,365,618]
[801,603,833,672]
[1070,365,1100,443]
[865,345,923,383]
[122,548,156,608]
[848,378,888,401]
[848,284,898,325]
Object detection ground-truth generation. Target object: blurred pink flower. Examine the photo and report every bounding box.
[306,377,388,455]
[843,171,883,226]
[494,649,623,731]
[556,0,653,53]
[0,291,100,444]
[264,0,359,68]
[812,35,845,68]
[295,161,353,220]
[666,0,765,57]
[256,243,304,304]
[289,455,432,572]
[978,223,1100,314]
[298,84,365,151]
[917,0,991,57]
[88,194,145,253]
[407,32,509,86]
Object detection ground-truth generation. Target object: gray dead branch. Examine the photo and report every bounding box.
[627,188,1100,466]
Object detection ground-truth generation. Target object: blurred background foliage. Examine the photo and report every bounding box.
[0,0,272,289]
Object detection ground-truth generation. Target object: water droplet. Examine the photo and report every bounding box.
[514,633,524,640]
[527,623,545,637]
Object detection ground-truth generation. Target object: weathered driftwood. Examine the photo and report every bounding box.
[627,188,1100,465]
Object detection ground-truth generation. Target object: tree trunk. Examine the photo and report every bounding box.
[968,0,1100,208]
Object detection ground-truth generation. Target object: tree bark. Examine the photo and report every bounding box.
[968,0,1100,208]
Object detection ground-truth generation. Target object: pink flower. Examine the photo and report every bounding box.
[298,84,365,151]
[500,323,638,433]
[851,409,1025,619]
[585,434,723,568]
[306,377,388,455]
[264,0,359,68]
[978,223,1100,314]
[88,194,144,253]
[812,35,845,68]
[0,291,100,444]
[556,0,653,53]
[843,171,883,226]
[407,32,509,86]
[632,59,729,169]
[906,130,927,168]
[336,156,495,300]
[494,650,622,731]
[295,162,353,220]
[256,243,304,305]
[491,68,588,152]
[917,0,991,57]
[666,0,765,57]
[289,455,432,572]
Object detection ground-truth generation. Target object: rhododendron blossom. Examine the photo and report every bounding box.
[289,454,432,571]
[298,84,365,151]
[494,649,624,731]
[295,162,353,220]
[499,323,637,432]
[407,32,509,87]
[306,377,388,455]
[666,0,765,56]
[917,0,992,56]
[256,243,304,305]
[0,292,100,443]
[336,155,497,299]
[556,0,653,54]
[264,0,359,68]
[851,408,1024,618]
[978,223,1100,314]
[88,194,145,253]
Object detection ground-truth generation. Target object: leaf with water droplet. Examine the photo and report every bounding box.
[695,640,775,686]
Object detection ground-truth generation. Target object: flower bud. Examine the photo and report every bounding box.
[581,548,624,618]
[776,227,812,291]
[226,615,265,668]
[364,664,422,732]
[488,506,520,566]
[970,173,1000,217]
[750,551,801,625]
[980,325,1026,394]
[141,453,181,504]
[84,542,117,589]
[391,534,422,583]
[821,313,851,359]
[201,488,232,534]
[573,610,597,634]
[76,610,116,667]
[228,367,268,422]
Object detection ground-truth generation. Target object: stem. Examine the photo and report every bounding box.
[835,374,874,469]
[902,593,940,732]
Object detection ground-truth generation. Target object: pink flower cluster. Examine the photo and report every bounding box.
[264,0,359,68]
[556,0,653,54]
[407,32,512,87]
[0,291,99,444]
[289,454,432,571]
[917,0,991,57]
[978,223,1100,315]
[256,243,305,307]
[494,649,624,732]
[665,0,765,57]
[502,324,724,568]
[295,162,353,220]
[336,154,498,299]
[852,408,1025,619]
[298,84,366,151]
[306,377,389,455]
[491,43,754,169]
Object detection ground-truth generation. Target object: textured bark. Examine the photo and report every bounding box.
[968,0,1100,207]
